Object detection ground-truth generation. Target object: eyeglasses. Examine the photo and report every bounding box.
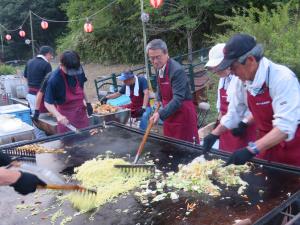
[149,54,163,62]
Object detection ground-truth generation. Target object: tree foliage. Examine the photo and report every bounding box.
[211,1,300,76]
[58,0,286,64]
[0,65,16,75]
[57,0,144,64]
[0,0,295,65]
[0,0,68,61]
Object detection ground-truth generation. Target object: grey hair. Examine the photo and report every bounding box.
[146,39,168,54]
[238,44,264,63]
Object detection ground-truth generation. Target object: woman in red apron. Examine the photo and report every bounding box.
[56,70,89,133]
[219,78,256,152]
[248,73,300,166]
[44,51,89,133]
[158,61,199,143]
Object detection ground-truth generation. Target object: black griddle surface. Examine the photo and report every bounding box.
[1,125,299,225]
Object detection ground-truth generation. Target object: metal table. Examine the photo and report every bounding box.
[0,122,299,225]
[36,109,130,135]
[10,97,28,106]
[0,122,34,144]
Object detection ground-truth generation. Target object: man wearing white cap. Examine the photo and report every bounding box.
[214,34,300,167]
[203,43,256,153]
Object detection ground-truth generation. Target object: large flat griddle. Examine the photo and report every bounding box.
[0,122,299,225]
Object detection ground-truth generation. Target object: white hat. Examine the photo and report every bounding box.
[205,43,226,68]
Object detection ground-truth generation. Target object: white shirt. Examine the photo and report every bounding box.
[158,64,166,78]
[220,76,251,129]
[221,57,300,141]
[36,54,49,63]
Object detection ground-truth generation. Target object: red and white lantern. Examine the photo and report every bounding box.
[19,30,26,38]
[41,20,49,30]
[150,0,163,8]
[5,34,11,41]
[84,22,93,33]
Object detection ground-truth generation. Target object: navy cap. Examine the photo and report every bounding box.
[118,71,134,81]
[217,34,257,71]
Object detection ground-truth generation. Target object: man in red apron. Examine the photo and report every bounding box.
[104,70,151,130]
[24,46,53,138]
[203,43,256,153]
[214,34,300,167]
[147,39,199,144]
[24,46,53,113]
[32,73,51,121]
[44,51,92,133]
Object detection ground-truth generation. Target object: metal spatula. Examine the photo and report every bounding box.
[114,103,161,173]
[65,123,80,133]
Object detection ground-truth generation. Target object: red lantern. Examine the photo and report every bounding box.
[84,22,93,33]
[150,0,163,8]
[19,30,26,38]
[5,34,11,41]
[41,20,49,30]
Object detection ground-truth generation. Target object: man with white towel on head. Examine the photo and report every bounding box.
[105,70,151,130]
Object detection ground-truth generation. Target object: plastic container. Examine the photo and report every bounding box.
[0,104,31,125]
[107,95,131,106]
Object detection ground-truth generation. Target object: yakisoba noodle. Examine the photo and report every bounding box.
[167,159,250,197]
[66,158,150,212]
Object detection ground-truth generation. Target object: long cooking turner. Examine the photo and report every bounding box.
[37,184,97,194]
[114,103,161,173]
[7,162,97,195]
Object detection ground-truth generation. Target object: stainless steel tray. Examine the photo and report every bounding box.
[91,108,131,125]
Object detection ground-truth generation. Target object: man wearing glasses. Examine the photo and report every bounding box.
[147,39,199,144]
[205,34,300,167]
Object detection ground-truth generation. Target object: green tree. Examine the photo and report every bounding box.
[211,1,300,76]
[144,0,285,63]
[0,0,67,61]
[58,0,289,64]
[58,0,144,63]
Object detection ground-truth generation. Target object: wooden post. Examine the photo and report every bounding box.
[29,11,35,57]
[0,32,4,62]
[140,0,153,91]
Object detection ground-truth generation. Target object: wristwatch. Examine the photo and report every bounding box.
[242,117,249,124]
[248,142,260,155]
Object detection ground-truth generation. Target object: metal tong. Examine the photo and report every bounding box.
[114,103,161,173]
